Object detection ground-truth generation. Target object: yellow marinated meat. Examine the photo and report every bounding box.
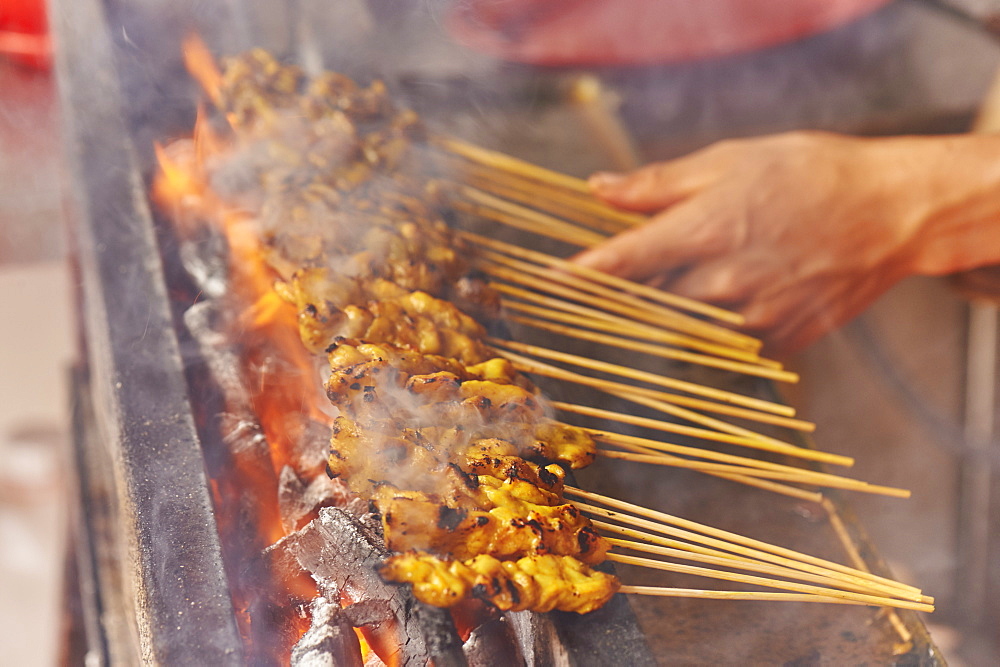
[375,489,609,564]
[212,52,616,614]
[379,553,620,614]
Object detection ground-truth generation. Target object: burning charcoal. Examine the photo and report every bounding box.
[287,507,467,667]
[290,596,364,667]
[178,226,231,299]
[463,617,526,667]
[505,611,567,667]
[278,465,366,532]
[183,300,254,409]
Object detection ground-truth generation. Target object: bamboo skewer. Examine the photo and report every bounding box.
[587,429,825,501]
[594,521,927,603]
[460,229,743,325]
[491,337,790,412]
[508,312,790,381]
[596,449,910,499]
[553,402,848,465]
[701,473,824,501]
[492,281,759,359]
[596,448,825,501]
[457,185,614,246]
[452,199,606,247]
[567,488,924,597]
[487,332,798,394]
[594,435,824,501]
[583,503,927,603]
[425,157,639,235]
[601,385,800,444]
[479,250,752,342]
[503,298,765,364]
[592,433,889,502]
[820,497,919,640]
[485,263,762,353]
[608,537,871,596]
[506,351,811,430]
[608,553,932,611]
[607,385,814,434]
[460,173,636,233]
[592,430,854,472]
[433,135,595,194]
[617,586,926,607]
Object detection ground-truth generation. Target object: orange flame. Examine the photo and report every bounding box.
[182,33,223,107]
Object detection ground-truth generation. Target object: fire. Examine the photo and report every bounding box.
[153,104,332,476]
[153,37,340,660]
[182,34,222,107]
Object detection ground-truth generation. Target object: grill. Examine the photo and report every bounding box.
[55,0,944,663]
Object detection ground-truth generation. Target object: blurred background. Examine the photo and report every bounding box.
[5,0,1000,663]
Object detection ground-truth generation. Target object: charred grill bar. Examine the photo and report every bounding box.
[56,0,942,664]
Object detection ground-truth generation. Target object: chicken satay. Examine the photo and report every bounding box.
[379,552,620,614]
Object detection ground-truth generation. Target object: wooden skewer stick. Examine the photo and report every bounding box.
[597,449,910,499]
[458,185,614,246]
[592,433,824,500]
[503,298,765,365]
[506,351,810,441]
[608,553,932,611]
[423,153,639,234]
[460,229,743,325]
[608,537,904,599]
[485,263,762,353]
[552,401,847,465]
[491,338,792,415]
[458,173,637,233]
[596,448,825,501]
[703,473,824,501]
[607,385,814,433]
[452,200,605,247]
[493,282,759,359]
[489,334,799,396]
[617,586,931,609]
[592,430,854,471]
[507,312,791,381]
[479,250,754,346]
[584,503,925,602]
[503,308,781,378]
[506,351,812,430]
[594,431,829,486]
[567,488,923,596]
[594,521,923,602]
[498,286,765,368]
[433,135,594,194]
[596,382,803,444]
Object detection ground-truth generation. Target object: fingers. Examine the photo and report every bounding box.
[588,144,728,212]
[572,198,732,283]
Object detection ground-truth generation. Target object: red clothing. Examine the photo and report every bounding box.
[448,0,891,65]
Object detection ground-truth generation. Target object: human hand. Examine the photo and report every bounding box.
[574,132,944,355]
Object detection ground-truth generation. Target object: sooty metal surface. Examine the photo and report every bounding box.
[51,0,243,662]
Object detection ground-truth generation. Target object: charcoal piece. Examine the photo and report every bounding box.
[549,564,656,667]
[506,611,569,667]
[341,599,393,628]
[278,465,366,532]
[463,616,526,667]
[178,225,230,299]
[290,596,364,667]
[287,507,467,667]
